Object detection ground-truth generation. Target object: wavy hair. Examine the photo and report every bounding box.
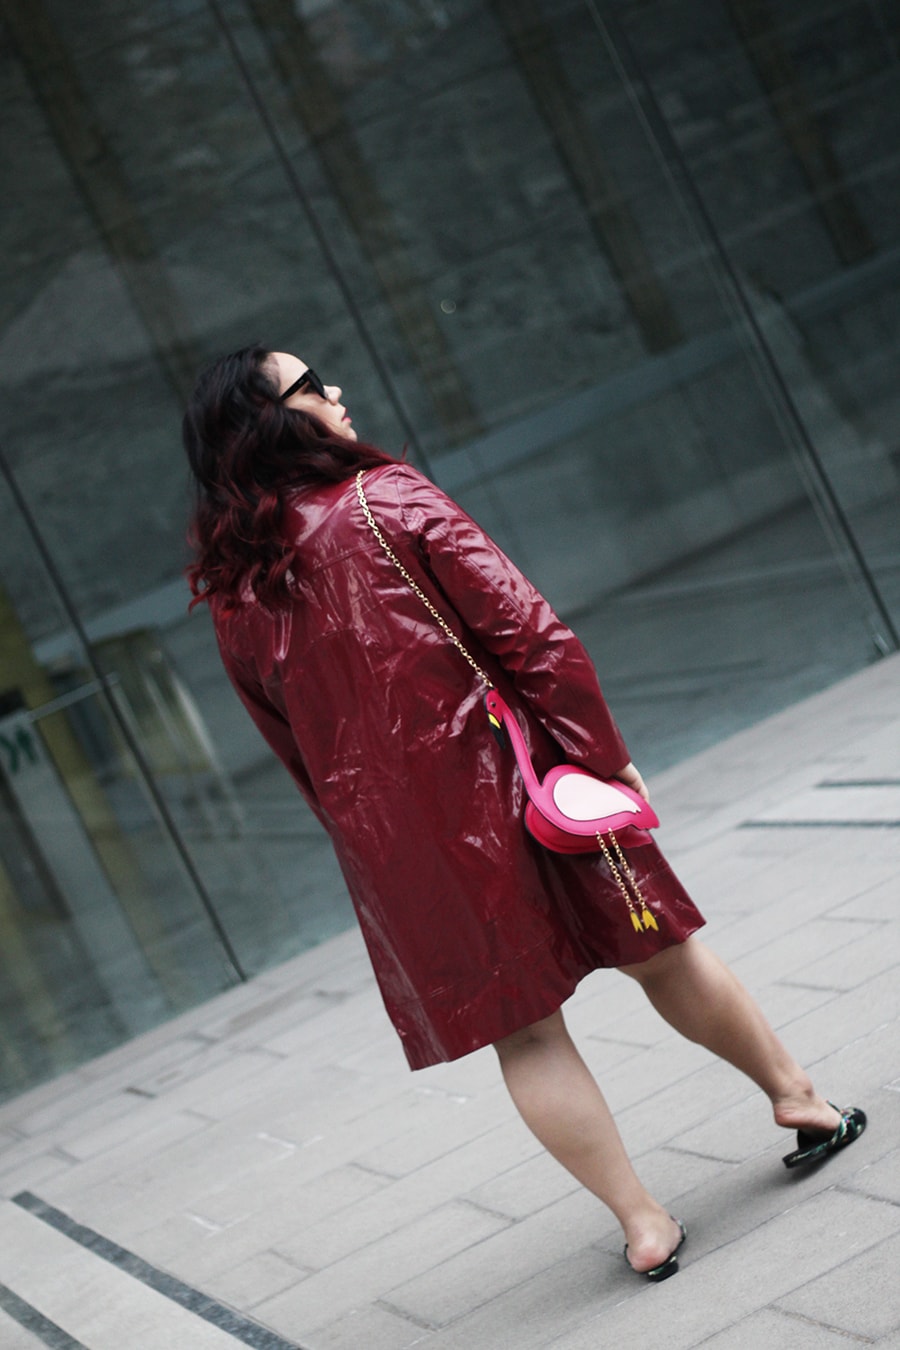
[183,345,397,609]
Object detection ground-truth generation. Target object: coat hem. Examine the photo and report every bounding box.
[396,912,707,1071]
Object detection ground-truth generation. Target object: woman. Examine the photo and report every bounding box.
[184,345,865,1282]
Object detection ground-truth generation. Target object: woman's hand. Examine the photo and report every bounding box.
[616,761,650,803]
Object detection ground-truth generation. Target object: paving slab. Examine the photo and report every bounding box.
[302,1304,435,1350]
[775,1228,900,1340]
[0,1304,54,1350]
[848,1147,900,1206]
[544,1191,900,1350]
[692,1306,874,1349]
[0,1202,277,1350]
[256,1201,512,1337]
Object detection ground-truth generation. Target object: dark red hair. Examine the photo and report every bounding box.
[183,345,398,609]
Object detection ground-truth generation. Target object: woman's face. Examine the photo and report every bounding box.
[269,351,357,441]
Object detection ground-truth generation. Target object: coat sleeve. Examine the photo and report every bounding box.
[387,466,631,777]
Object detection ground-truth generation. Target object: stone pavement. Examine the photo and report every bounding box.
[0,653,898,1350]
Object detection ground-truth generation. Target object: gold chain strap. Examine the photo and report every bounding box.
[355,470,494,689]
[356,470,654,938]
[597,831,659,933]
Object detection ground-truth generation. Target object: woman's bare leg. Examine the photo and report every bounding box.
[493,938,843,1272]
[619,936,841,1135]
[494,1009,682,1273]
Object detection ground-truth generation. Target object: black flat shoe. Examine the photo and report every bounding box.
[782,1103,867,1169]
[624,1217,686,1282]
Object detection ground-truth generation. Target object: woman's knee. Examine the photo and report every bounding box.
[493,1008,566,1060]
[619,935,699,985]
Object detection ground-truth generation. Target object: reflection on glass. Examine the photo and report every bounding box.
[0,480,242,1104]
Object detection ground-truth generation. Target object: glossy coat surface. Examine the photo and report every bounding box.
[212,465,705,1068]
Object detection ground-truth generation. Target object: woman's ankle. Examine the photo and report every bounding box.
[772,1084,841,1133]
[623,1210,682,1272]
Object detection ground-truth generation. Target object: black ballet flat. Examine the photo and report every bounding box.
[624,1217,686,1283]
[782,1103,867,1169]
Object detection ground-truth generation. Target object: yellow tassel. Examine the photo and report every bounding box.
[641,907,659,932]
[630,911,644,933]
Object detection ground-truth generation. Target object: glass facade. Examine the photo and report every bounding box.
[1,0,898,1102]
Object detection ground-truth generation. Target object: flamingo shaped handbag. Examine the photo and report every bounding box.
[483,688,660,932]
[357,472,661,933]
[483,688,658,850]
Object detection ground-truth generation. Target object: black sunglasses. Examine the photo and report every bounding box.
[279,367,327,402]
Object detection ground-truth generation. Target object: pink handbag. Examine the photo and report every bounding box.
[356,471,661,934]
[484,688,660,932]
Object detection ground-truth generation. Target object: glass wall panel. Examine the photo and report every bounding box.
[0,0,366,1010]
[224,0,886,764]
[0,464,245,1104]
[606,0,900,639]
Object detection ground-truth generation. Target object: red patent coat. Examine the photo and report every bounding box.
[212,464,704,1068]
